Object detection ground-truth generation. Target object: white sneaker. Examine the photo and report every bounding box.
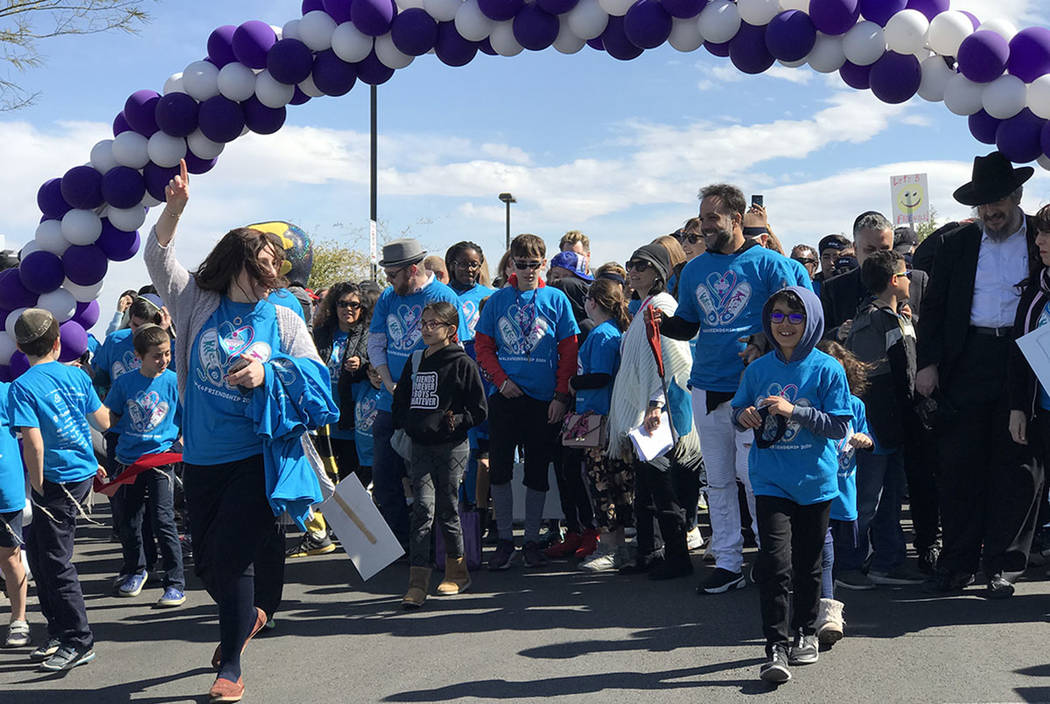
[581,543,627,572]
[816,598,845,645]
[686,527,704,551]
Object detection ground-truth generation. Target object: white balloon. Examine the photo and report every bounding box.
[928,11,973,57]
[884,9,928,55]
[424,0,462,22]
[944,72,985,115]
[737,0,780,26]
[780,0,809,10]
[982,74,1026,119]
[163,73,186,95]
[298,74,326,98]
[187,130,225,160]
[6,309,27,342]
[918,54,954,101]
[780,57,808,68]
[332,22,374,63]
[35,219,68,255]
[270,24,283,41]
[61,210,102,245]
[38,288,76,323]
[489,21,523,56]
[1038,154,1050,171]
[455,0,495,41]
[1028,75,1050,119]
[283,19,302,41]
[19,241,39,258]
[698,0,741,45]
[89,139,119,174]
[843,21,885,67]
[111,131,150,169]
[808,32,845,73]
[668,15,703,52]
[147,132,187,168]
[62,278,103,303]
[553,17,586,53]
[218,62,257,102]
[255,70,295,108]
[375,34,415,69]
[597,0,634,17]
[107,206,147,233]
[300,10,338,51]
[141,192,162,208]
[979,18,1017,43]
[397,0,426,7]
[567,0,608,40]
[182,60,221,102]
[0,334,14,365]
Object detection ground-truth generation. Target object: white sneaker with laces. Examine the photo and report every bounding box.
[686,527,704,551]
[581,542,627,572]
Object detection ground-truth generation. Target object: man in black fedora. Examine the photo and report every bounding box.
[917,151,1041,597]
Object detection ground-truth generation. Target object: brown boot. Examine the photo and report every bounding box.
[436,556,472,595]
[402,566,431,608]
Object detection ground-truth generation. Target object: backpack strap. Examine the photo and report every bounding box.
[411,349,424,376]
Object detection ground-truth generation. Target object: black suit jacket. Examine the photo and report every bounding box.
[821,265,928,337]
[917,216,1040,382]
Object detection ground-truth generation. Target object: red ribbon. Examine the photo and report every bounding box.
[93,452,182,497]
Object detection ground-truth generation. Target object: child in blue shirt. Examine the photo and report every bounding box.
[8,308,110,671]
[732,287,852,684]
[104,325,185,607]
[353,367,384,490]
[0,380,28,648]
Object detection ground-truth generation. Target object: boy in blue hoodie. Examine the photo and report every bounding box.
[732,287,852,684]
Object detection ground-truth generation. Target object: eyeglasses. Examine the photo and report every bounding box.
[419,320,449,331]
[337,300,363,310]
[893,270,912,280]
[677,234,703,245]
[514,260,542,271]
[770,311,805,325]
[455,259,481,270]
[384,265,410,280]
[625,260,652,272]
[793,257,818,266]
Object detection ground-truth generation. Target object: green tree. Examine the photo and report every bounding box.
[914,206,940,242]
[308,240,375,290]
[0,1,151,110]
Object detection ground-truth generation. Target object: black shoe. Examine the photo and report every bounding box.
[522,541,549,568]
[759,644,792,683]
[923,571,975,594]
[648,557,693,580]
[619,554,661,575]
[286,531,335,558]
[697,567,746,594]
[986,573,1015,599]
[918,545,940,575]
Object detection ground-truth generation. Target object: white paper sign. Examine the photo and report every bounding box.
[319,474,404,581]
[628,413,673,463]
[890,173,930,226]
[1017,326,1050,397]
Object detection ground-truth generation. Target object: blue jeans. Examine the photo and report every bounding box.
[821,525,834,599]
[372,411,409,546]
[837,450,907,573]
[117,463,184,590]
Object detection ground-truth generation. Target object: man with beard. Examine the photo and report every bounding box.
[656,183,809,594]
[917,152,1040,597]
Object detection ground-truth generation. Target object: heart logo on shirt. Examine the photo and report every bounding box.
[386,304,423,350]
[498,303,549,355]
[218,322,255,360]
[461,300,479,334]
[761,383,810,443]
[356,395,377,431]
[128,390,169,432]
[696,270,753,326]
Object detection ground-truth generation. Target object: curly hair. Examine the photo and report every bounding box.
[314,282,373,333]
[816,340,872,397]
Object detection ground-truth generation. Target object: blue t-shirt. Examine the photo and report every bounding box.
[453,282,496,343]
[0,383,26,513]
[93,328,140,385]
[369,278,465,412]
[787,257,812,288]
[676,246,810,392]
[1038,300,1050,411]
[353,380,381,467]
[732,348,852,506]
[104,369,181,465]
[830,395,870,522]
[476,285,580,402]
[183,298,281,465]
[8,361,102,484]
[575,319,621,415]
[327,329,355,441]
[268,288,306,322]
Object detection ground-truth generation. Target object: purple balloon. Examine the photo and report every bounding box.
[602,16,644,60]
[58,320,88,363]
[208,25,239,68]
[356,51,396,84]
[73,300,100,329]
[198,95,246,143]
[313,49,358,96]
[0,270,36,310]
[705,40,730,57]
[185,153,219,174]
[352,0,396,37]
[729,22,775,74]
[514,5,559,51]
[0,365,11,383]
[267,38,315,84]
[97,220,140,261]
[623,0,672,50]
[478,0,524,22]
[958,30,1009,83]
[858,0,906,26]
[435,22,478,66]
[869,50,921,103]
[61,165,104,210]
[113,112,132,137]
[996,109,1044,163]
[101,166,146,209]
[155,92,200,138]
[37,178,72,220]
[290,86,312,105]
[18,251,64,294]
[124,89,161,137]
[243,96,288,134]
[9,353,28,380]
[839,60,872,89]
[303,0,326,12]
[905,0,949,22]
[765,10,816,62]
[660,0,703,19]
[63,245,108,286]
[233,20,278,69]
[968,109,1001,145]
[809,0,860,36]
[143,163,179,202]
[959,11,980,30]
[0,309,8,331]
[586,37,604,51]
[537,0,578,14]
[479,38,498,55]
[391,8,440,56]
[323,0,353,23]
[1008,27,1050,83]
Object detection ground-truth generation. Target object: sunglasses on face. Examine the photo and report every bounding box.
[894,270,912,280]
[793,257,818,266]
[770,311,805,325]
[625,260,652,272]
[337,300,363,310]
[678,234,703,245]
[514,260,542,271]
[384,265,409,280]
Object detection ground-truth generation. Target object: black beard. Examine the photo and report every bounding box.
[705,227,733,253]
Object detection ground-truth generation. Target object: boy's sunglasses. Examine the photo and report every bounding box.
[625,260,652,272]
[514,260,542,270]
[770,311,805,325]
[894,270,912,280]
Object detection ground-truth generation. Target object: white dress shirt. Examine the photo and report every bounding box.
[970,218,1029,328]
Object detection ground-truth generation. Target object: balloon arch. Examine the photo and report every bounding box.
[1,0,1050,377]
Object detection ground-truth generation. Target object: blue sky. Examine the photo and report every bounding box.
[1,0,1048,331]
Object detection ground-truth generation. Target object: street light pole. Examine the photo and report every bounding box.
[370,84,378,282]
[498,192,516,251]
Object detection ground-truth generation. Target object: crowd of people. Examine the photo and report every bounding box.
[0,149,1048,699]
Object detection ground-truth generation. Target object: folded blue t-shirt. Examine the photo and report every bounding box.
[104,369,181,465]
[354,380,381,468]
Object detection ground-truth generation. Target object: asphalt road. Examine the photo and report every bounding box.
[2,504,1050,704]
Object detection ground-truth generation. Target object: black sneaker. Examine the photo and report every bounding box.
[488,539,516,570]
[788,633,818,665]
[759,644,792,683]
[986,573,1015,599]
[918,545,940,575]
[868,563,926,586]
[29,637,61,662]
[286,531,336,558]
[39,645,95,672]
[648,557,693,581]
[697,567,746,594]
[522,541,548,568]
[922,571,975,594]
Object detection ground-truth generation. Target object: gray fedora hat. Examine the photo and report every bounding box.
[379,238,427,268]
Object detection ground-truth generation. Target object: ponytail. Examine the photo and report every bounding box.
[588,278,630,332]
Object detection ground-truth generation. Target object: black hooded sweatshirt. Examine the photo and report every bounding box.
[392,343,488,446]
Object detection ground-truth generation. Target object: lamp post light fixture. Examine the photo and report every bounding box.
[498,192,516,251]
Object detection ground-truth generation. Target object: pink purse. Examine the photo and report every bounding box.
[561,411,608,448]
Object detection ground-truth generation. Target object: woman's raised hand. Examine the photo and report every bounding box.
[164,159,190,215]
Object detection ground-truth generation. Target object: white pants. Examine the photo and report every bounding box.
[693,388,757,574]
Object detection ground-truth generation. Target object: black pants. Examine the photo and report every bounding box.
[253,521,286,619]
[331,436,371,488]
[673,454,704,532]
[634,455,687,562]
[755,495,831,650]
[906,428,941,552]
[488,393,559,490]
[27,477,94,649]
[553,446,594,534]
[117,463,184,589]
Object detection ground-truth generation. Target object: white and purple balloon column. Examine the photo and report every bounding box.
[4,0,1050,379]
